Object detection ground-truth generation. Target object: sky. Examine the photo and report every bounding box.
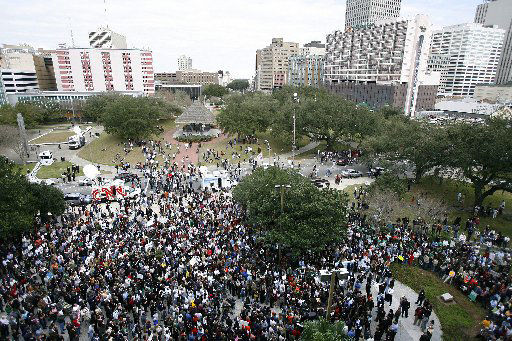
[1,0,483,79]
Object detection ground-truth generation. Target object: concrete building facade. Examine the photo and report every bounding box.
[6,90,143,106]
[255,38,299,91]
[428,23,505,97]
[0,44,40,96]
[88,27,127,49]
[33,53,57,91]
[287,55,324,88]
[300,41,326,56]
[155,70,219,85]
[51,48,154,95]
[474,84,512,102]
[345,0,402,29]
[325,15,435,116]
[178,55,193,72]
[323,81,437,112]
[474,0,512,85]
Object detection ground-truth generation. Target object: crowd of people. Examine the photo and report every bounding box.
[1,140,511,340]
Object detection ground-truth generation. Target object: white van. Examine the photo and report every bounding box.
[39,151,54,166]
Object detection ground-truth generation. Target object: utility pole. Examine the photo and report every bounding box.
[275,184,291,262]
[326,271,336,319]
[292,93,298,164]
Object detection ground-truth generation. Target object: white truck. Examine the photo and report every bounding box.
[68,135,85,150]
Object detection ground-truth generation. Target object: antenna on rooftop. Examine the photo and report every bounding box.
[104,0,109,28]
[68,17,75,47]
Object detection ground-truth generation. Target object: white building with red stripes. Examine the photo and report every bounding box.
[51,47,155,95]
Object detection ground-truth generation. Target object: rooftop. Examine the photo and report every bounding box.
[175,103,216,125]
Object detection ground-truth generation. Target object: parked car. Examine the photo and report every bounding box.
[79,178,94,186]
[368,167,386,177]
[114,172,139,182]
[336,158,350,166]
[342,169,363,178]
[311,178,330,188]
[64,193,92,206]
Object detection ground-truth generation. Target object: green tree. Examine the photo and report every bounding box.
[444,118,512,208]
[300,319,349,341]
[82,93,122,122]
[227,79,250,92]
[363,116,447,182]
[217,93,276,137]
[30,183,66,223]
[233,167,347,254]
[272,87,379,151]
[100,96,164,140]
[0,157,35,237]
[0,157,65,238]
[203,84,229,98]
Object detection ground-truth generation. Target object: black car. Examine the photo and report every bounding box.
[114,172,139,182]
[311,178,330,188]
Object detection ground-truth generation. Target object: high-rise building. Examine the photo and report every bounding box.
[255,38,299,92]
[51,47,154,95]
[287,55,324,87]
[177,55,193,71]
[300,41,326,56]
[0,76,6,105]
[88,27,127,49]
[428,23,505,97]
[0,44,40,95]
[474,0,512,85]
[345,0,401,30]
[325,15,435,116]
[33,50,57,91]
[218,70,231,87]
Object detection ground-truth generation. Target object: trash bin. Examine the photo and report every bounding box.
[95,132,100,137]
[61,157,65,162]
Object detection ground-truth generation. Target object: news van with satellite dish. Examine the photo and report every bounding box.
[68,126,85,150]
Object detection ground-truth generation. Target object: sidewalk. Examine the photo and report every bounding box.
[370,280,443,341]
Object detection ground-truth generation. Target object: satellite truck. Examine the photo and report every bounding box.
[68,126,86,150]
[68,135,85,150]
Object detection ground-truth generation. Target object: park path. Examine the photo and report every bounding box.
[279,141,321,160]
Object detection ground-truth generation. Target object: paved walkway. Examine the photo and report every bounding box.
[371,280,443,341]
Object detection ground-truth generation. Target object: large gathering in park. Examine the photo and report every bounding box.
[1,85,512,341]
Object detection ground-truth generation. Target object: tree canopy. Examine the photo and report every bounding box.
[0,156,65,238]
[0,101,67,127]
[227,79,250,92]
[443,118,512,208]
[363,116,448,182]
[232,167,347,254]
[216,93,276,137]
[98,96,179,140]
[203,84,229,98]
[218,85,381,150]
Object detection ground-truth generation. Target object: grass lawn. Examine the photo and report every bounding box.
[13,163,36,175]
[78,133,168,166]
[391,264,485,341]
[37,162,84,179]
[31,131,75,144]
[78,119,175,166]
[409,176,512,238]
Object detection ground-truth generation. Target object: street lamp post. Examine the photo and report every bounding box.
[326,271,336,319]
[292,93,299,165]
[275,184,291,262]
